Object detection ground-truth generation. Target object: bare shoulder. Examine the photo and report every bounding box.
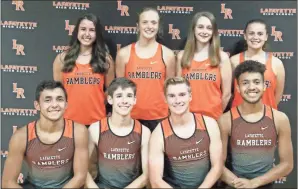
[53,52,66,67]
[161,45,175,56]
[230,53,240,68]
[217,111,232,132]
[202,115,221,141]
[117,44,132,58]
[161,45,175,59]
[202,115,219,130]
[116,44,131,66]
[9,125,27,151]
[88,121,100,133]
[88,121,100,144]
[220,50,230,61]
[272,108,290,130]
[59,51,67,62]
[161,45,175,67]
[271,55,284,67]
[218,111,232,124]
[202,115,217,124]
[11,125,27,141]
[272,108,288,120]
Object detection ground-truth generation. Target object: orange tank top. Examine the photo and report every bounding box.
[232,52,277,109]
[62,63,106,125]
[182,59,222,120]
[125,43,168,120]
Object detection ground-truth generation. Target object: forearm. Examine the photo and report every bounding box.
[151,178,173,188]
[125,174,148,188]
[251,162,293,188]
[198,165,222,188]
[85,172,99,189]
[220,167,239,187]
[63,174,86,188]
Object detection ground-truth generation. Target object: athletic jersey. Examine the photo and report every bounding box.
[230,105,277,179]
[97,117,142,189]
[62,63,106,125]
[125,43,168,120]
[24,119,74,188]
[182,59,222,120]
[161,113,211,188]
[232,52,277,109]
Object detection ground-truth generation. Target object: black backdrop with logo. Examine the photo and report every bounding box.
[1,1,297,188]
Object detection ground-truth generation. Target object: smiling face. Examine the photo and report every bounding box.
[237,72,265,104]
[77,19,96,47]
[244,22,268,50]
[108,86,136,116]
[137,10,160,40]
[166,83,192,116]
[34,88,67,121]
[194,16,213,45]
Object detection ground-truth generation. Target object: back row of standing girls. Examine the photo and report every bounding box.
[53,8,285,130]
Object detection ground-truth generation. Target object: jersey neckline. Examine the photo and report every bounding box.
[236,105,266,124]
[34,119,66,145]
[168,113,197,140]
[133,42,160,61]
[107,117,135,137]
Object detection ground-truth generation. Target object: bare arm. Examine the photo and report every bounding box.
[125,126,151,188]
[176,50,184,77]
[198,116,223,188]
[53,53,65,82]
[149,125,173,188]
[104,54,115,89]
[220,52,232,111]
[218,112,239,187]
[273,58,285,106]
[230,54,240,70]
[162,46,176,78]
[2,127,27,188]
[115,45,130,78]
[249,111,293,188]
[85,122,100,189]
[63,123,89,188]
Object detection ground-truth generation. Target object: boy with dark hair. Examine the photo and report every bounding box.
[2,80,88,188]
[219,61,293,188]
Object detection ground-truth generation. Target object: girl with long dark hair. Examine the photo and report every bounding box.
[53,13,115,126]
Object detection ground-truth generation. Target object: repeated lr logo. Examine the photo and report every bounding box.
[169,24,181,39]
[117,0,129,16]
[13,83,25,99]
[12,39,25,55]
[12,0,25,11]
[220,4,233,19]
[271,26,283,41]
[65,20,75,36]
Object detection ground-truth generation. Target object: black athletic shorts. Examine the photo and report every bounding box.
[138,118,166,132]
